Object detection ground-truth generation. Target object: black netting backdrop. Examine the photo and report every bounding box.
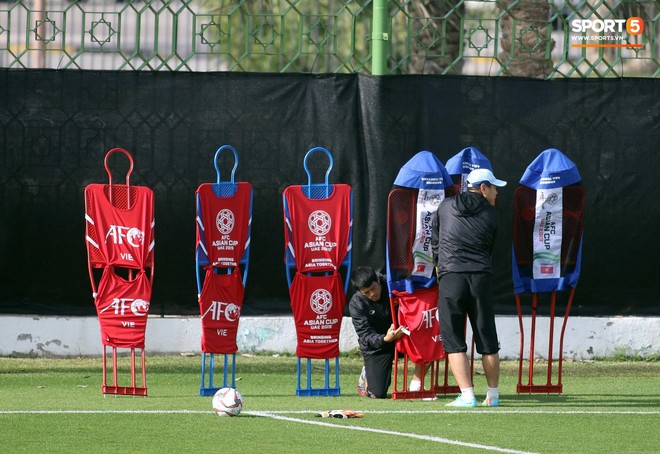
[0,70,658,316]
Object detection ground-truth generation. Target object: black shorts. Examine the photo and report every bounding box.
[437,272,500,355]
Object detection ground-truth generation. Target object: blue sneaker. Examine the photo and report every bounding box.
[482,396,499,407]
[445,395,477,407]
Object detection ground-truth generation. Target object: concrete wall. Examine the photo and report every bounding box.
[1,315,658,359]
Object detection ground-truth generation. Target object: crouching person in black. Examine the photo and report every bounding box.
[348,266,405,398]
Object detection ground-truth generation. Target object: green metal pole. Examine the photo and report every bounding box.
[371,0,389,75]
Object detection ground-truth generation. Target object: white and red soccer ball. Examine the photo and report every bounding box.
[212,387,243,417]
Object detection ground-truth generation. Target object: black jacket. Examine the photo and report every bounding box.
[431,191,498,277]
[348,276,395,356]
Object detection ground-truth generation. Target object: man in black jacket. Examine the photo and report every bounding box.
[348,266,406,398]
[431,168,506,407]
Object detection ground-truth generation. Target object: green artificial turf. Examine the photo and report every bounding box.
[1,355,658,453]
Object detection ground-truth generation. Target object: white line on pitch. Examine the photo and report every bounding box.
[0,409,657,415]
[252,411,538,454]
[264,409,660,415]
[0,410,209,414]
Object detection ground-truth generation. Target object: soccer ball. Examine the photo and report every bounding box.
[212,387,243,417]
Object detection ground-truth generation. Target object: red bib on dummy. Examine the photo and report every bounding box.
[95,268,152,348]
[198,270,244,354]
[394,286,445,363]
[289,272,346,359]
[283,185,351,272]
[85,184,154,270]
[196,183,252,268]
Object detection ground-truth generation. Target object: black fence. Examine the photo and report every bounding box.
[1,69,658,316]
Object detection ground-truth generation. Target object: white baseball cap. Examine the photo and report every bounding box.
[466,168,507,187]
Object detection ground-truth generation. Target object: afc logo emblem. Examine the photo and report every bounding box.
[216,209,235,235]
[308,210,331,236]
